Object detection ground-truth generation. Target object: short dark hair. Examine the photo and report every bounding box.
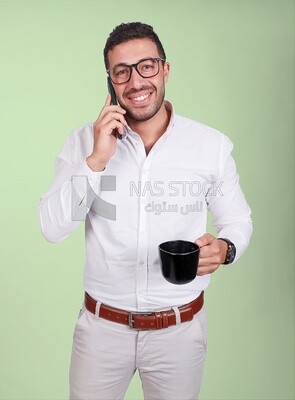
[103,22,166,69]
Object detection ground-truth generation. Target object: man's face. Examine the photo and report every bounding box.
[107,38,170,123]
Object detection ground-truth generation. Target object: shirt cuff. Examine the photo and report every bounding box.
[217,222,253,264]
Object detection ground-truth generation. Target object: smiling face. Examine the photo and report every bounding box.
[107,38,170,123]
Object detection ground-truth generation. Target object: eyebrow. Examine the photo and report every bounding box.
[111,57,155,70]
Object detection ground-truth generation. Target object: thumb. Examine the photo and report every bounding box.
[195,233,215,247]
[195,238,203,247]
[105,93,112,106]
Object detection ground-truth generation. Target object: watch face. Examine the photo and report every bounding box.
[227,244,236,263]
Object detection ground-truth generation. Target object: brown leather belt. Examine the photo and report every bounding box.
[84,291,204,330]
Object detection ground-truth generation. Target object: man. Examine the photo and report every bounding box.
[38,22,252,400]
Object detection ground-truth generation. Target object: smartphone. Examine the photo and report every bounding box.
[107,77,122,139]
[107,76,118,105]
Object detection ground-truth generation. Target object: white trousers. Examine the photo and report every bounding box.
[69,305,207,400]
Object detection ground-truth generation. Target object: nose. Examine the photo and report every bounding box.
[128,66,146,88]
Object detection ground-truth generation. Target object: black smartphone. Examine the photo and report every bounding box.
[107,77,122,139]
[107,76,118,105]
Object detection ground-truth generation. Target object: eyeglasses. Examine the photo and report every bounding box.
[107,57,166,84]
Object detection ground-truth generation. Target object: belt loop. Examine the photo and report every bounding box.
[95,300,102,320]
[172,306,181,325]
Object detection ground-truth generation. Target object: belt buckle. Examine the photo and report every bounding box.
[128,311,154,330]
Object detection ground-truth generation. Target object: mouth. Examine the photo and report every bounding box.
[130,93,150,101]
[126,90,153,106]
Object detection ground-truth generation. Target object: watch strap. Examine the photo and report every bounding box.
[218,238,236,265]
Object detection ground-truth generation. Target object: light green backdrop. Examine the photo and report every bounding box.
[0,0,294,399]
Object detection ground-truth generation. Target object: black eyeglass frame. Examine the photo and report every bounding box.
[107,57,166,84]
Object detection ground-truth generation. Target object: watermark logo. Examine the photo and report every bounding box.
[71,175,116,221]
[71,177,223,221]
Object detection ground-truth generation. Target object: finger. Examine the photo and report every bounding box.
[198,255,221,267]
[199,243,220,259]
[104,120,126,135]
[94,112,127,133]
[197,262,220,276]
[105,93,112,106]
[107,105,126,114]
[195,233,215,247]
[98,105,126,124]
[197,266,210,276]
[103,111,127,126]
[197,266,215,276]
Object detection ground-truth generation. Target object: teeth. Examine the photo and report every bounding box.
[131,94,150,101]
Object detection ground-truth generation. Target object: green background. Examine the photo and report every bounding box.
[0,0,294,399]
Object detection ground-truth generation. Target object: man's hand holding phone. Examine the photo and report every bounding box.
[86,94,127,172]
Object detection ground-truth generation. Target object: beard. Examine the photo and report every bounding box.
[120,85,165,123]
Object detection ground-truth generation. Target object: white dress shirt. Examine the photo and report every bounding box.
[38,102,252,311]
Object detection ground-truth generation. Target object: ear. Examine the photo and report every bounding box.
[163,62,170,83]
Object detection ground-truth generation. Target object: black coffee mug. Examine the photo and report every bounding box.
[159,240,200,285]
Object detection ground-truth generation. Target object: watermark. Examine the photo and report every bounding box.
[71,176,223,221]
[129,180,223,197]
[145,200,204,215]
[71,175,116,221]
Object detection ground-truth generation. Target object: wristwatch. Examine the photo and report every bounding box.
[218,238,236,265]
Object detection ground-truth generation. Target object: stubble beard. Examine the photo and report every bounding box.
[122,87,165,123]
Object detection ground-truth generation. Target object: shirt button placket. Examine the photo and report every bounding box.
[136,159,151,311]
